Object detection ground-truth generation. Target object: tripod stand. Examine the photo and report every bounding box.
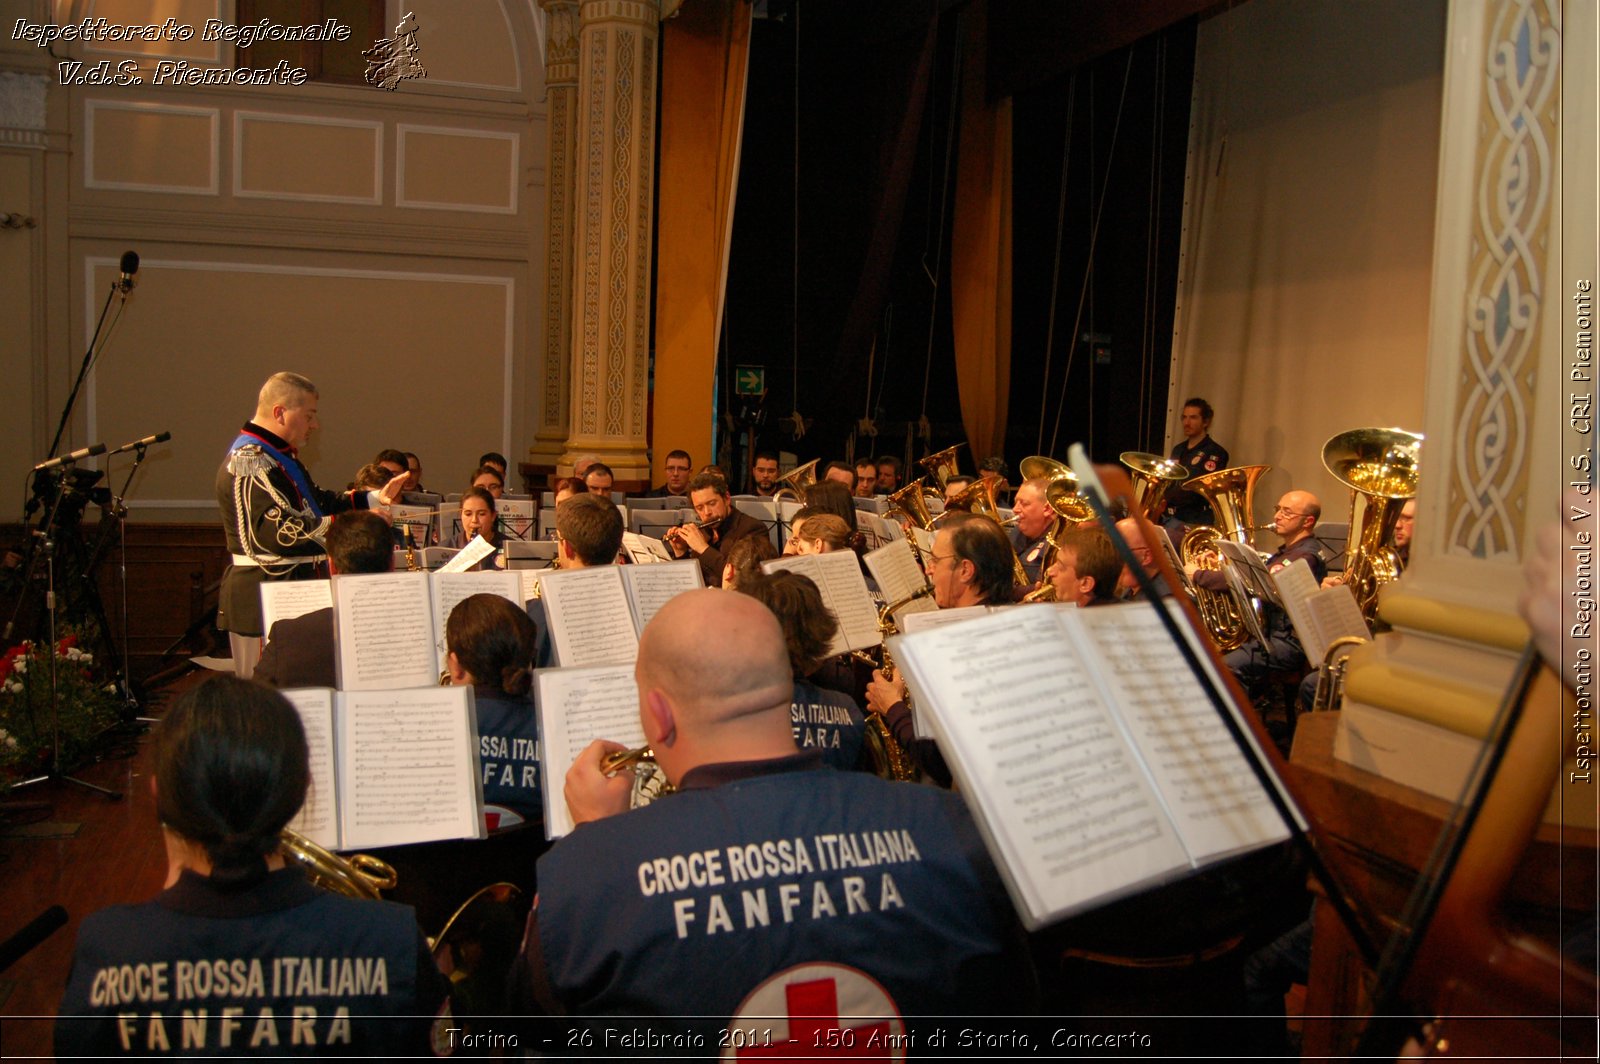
[6,468,122,801]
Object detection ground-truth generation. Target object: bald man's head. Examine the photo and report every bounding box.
[636,590,793,734]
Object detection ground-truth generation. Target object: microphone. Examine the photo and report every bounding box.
[116,250,139,293]
[0,906,67,975]
[106,431,171,457]
[33,442,106,472]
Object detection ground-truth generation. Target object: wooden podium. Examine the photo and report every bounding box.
[1287,713,1596,1058]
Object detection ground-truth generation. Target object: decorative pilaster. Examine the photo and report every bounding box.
[531,0,580,469]
[560,0,658,481]
[1334,0,1592,823]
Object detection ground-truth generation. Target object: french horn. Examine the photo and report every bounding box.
[279,828,398,900]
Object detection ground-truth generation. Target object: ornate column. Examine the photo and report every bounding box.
[560,0,658,482]
[1334,0,1595,826]
[530,0,580,471]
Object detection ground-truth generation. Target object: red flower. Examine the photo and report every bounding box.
[56,634,78,654]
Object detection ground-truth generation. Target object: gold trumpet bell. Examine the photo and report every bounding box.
[1119,451,1190,521]
[886,477,938,530]
[918,443,966,491]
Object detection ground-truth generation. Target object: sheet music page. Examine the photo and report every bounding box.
[1271,559,1326,661]
[623,560,703,633]
[390,504,435,545]
[764,553,881,655]
[535,666,645,838]
[437,535,497,573]
[1306,583,1370,650]
[331,572,438,690]
[539,566,640,665]
[863,541,929,607]
[898,604,989,633]
[1217,541,1280,605]
[519,569,545,604]
[621,531,674,564]
[430,570,524,673]
[1070,605,1290,863]
[910,526,936,555]
[497,497,537,540]
[337,686,485,849]
[281,688,340,849]
[260,580,332,645]
[891,605,1187,928]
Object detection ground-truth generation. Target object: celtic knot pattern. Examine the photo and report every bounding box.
[1448,0,1559,560]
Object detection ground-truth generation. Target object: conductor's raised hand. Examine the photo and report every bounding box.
[378,471,410,508]
[564,739,635,826]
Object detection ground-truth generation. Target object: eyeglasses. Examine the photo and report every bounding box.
[1273,506,1310,518]
[927,551,956,567]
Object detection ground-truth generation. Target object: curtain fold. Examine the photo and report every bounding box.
[949,0,1013,467]
[653,0,753,480]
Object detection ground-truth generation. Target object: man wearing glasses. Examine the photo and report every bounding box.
[1187,489,1329,693]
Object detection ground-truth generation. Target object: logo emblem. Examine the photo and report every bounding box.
[724,963,904,1059]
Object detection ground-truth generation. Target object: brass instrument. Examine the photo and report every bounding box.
[1310,634,1370,712]
[939,476,1031,588]
[1178,464,1272,652]
[917,443,966,492]
[279,828,398,900]
[403,525,421,572]
[1119,451,1190,521]
[856,587,934,782]
[772,458,820,505]
[598,745,675,806]
[1321,427,1422,621]
[885,477,938,530]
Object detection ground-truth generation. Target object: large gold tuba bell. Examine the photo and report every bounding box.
[772,458,820,505]
[1321,427,1422,621]
[1119,452,1191,521]
[918,443,966,492]
[885,477,939,530]
[1179,465,1273,652]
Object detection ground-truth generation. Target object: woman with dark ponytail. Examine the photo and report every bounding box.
[445,593,541,821]
[56,675,450,1056]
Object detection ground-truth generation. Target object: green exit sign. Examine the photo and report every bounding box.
[734,365,766,396]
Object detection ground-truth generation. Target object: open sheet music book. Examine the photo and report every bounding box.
[1272,560,1370,664]
[330,570,523,689]
[538,561,704,666]
[763,552,882,657]
[260,580,332,645]
[535,665,645,839]
[621,531,675,564]
[281,685,486,851]
[891,601,1293,930]
[861,541,939,624]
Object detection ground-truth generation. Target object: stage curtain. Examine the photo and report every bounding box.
[1167,0,1444,506]
[950,0,1013,467]
[653,0,753,480]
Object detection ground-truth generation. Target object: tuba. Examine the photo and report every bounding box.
[1321,428,1422,621]
[772,458,820,505]
[941,475,1030,589]
[1119,451,1191,521]
[1179,465,1273,652]
[917,443,966,492]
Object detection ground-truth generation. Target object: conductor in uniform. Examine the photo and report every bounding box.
[512,590,1030,1034]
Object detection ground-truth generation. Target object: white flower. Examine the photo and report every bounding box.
[11,658,26,675]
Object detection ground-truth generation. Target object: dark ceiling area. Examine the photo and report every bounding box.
[714,0,1206,482]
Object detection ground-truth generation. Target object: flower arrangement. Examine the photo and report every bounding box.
[0,633,124,791]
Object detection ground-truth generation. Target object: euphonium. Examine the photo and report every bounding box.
[917,443,966,492]
[1321,428,1422,621]
[1311,634,1371,712]
[1119,451,1190,521]
[1179,464,1272,652]
[279,828,398,900]
[772,458,820,504]
[941,476,1030,588]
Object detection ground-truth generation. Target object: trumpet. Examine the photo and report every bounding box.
[598,745,675,806]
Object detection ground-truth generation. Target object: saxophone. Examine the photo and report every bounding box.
[859,587,935,782]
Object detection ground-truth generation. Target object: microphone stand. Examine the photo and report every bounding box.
[102,440,158,724]
[8,466,123,801]
[30,276,126,521]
